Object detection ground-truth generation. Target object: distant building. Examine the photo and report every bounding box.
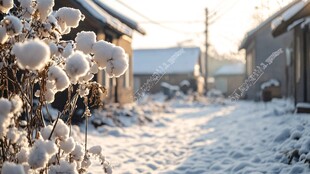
[239,0,300,100]
[207,56,242,91]
[133,47,206,94]
[271,0,310,105]
[213,63,245,97]
[54,0,145,106]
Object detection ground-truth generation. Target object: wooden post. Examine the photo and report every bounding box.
[205,8,209,93]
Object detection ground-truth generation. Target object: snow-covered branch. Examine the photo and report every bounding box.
[0,0,128,173]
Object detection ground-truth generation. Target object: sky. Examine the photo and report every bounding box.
[102,0,292,59]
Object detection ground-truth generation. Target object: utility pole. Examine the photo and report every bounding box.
[205,8,208,93]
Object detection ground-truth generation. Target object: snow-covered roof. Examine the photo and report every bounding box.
[239,0,303,49]
[133,47,201,75]
[272,0,310,37]
[75,0,144,36]
[213,63,245,76]
[93,0,146,35]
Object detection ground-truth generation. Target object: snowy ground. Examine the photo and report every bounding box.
[84,99,310,174]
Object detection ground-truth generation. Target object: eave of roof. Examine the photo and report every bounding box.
[74,0,145,37]
[93,0,146,35]
[76,0,133,36]
[272,1,310,37]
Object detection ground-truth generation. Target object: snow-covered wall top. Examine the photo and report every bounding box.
[133,47,201,75]
[213,63,245,76]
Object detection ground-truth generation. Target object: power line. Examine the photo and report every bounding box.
[114,0,195,34]
[209,0,242,24]
[113,0,242,36]
[208,0,229,17]
[113,0,237,34]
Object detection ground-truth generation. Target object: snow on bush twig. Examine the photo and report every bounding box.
[0,0,128,173]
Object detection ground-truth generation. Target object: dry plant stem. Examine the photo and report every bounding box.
[44,103,53,123]
[66,93,79,124]
[65,86,74,124]
[48,112,61,140]
[25,96,32,145]
[1,68,33,143]
[0,139,6,162]
[39,71,48,127]
[85,115,88,153]
[1,68,4,98]
[83,97,89,152]
[4,69,9,98]
[40,109,46,127]
[57,148,61,164]
[67,86,73,136]
[27,78,35,133]
[1,70,31,105]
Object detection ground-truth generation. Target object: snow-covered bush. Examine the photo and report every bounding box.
[0,0,129,173]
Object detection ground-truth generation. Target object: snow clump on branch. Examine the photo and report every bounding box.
[12,39,51,71]
[37,0,54,20]
[75,31,96,54]
[93,41,128,77]
[55,7,84,34]
[65,51,90,83]
[0,0,13,14]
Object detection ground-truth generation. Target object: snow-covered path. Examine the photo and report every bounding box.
[87,101,310,174]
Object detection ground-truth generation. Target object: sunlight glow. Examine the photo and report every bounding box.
[102,0,293,58]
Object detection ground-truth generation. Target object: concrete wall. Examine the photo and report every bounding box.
[214,75,245,97]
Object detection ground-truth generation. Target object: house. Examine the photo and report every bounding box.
[271,0,310,106]
[54,0,145,106]
[207,56,241,91]
[239,0,300,101]
[133,47,205,95]
[213,63,245,97]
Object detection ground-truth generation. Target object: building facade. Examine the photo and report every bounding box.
[239,1,298,100]
[133,47,206,95]
[213,63,245,97]
[272,0,310,105]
